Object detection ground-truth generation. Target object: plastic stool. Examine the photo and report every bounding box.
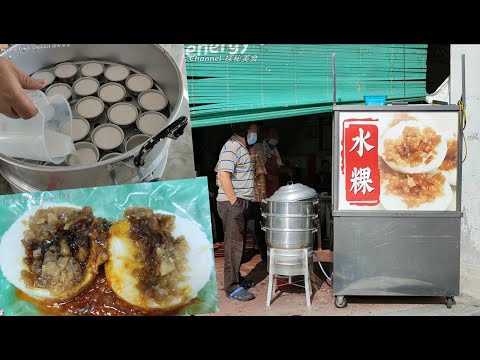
[266,247,312,307]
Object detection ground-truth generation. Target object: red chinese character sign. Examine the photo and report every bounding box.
[342,120,380,206]
[337,111,459,212]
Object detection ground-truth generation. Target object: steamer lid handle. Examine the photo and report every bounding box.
[133,115,189,167]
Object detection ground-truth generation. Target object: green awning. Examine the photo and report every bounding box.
[186,44,427,128]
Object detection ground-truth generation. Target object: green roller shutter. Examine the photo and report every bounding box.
[185,44,427,128]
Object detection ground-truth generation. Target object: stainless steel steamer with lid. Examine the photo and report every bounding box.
[261,182,319,249]
[0,44,187,193]
[262,182,319,275]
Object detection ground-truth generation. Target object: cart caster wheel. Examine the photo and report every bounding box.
[335,296,347,308]
[446,297,454,309]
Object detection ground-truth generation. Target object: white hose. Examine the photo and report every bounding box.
[313,251,332,284]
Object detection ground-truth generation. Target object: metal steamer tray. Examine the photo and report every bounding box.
[0,44,188,192]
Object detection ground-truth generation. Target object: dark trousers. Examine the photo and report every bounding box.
[217,198,249,295]
[245,202,267,261]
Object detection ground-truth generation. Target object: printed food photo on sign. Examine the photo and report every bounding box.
[0,178,218,316]
[338,111,458,211]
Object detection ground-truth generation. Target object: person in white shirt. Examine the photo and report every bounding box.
[215,122,258,301]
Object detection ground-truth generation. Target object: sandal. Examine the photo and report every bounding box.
[227,287,255,301]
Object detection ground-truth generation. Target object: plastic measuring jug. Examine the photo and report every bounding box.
[0,90,75,164]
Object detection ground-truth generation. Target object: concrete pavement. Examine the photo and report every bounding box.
[209,247,480,316]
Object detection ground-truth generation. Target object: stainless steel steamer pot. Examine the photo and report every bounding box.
[261,198,319,216]
[0,44,185,192]
[263,227,318,249]
[261,212,318,230]
[266,247,313,276]
[261,182,319,250]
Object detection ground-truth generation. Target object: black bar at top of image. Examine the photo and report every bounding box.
[0,10,478,44]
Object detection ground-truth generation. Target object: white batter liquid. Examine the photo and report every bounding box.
[73,78,99,96]
[32,71,55,87]
[93,126,124,149]
[109,103,137,125]
[46,84,72,100]
[76,97,104,119]
[44,130,75,158]
[99,83,125,103]
[55,63,77,79]
[139,91,168,111]
[126,74,153,92]
[72,117,90,141]
[81,62,104,77]
[105,65,130,82]
[73,147,98,165]
[138,112,167,135]
[126,135,149,151]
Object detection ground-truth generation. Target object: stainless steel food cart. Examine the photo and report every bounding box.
[331,105,462,309]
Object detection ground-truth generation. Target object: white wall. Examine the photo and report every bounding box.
[451,45,480,299]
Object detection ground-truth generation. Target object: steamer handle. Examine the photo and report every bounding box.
[133,116,189,167]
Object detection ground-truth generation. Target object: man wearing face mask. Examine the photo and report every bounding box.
[216,122,258,301]
[253,126,291,198]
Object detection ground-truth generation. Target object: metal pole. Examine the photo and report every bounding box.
[403,44,406,102]
[332,53,336,106]
[461,53,466,107]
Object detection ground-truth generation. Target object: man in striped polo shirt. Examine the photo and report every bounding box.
[216,122,258,301]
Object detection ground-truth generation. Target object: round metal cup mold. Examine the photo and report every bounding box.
[125,73,153,95]
[98,82,126,104]
[107,102,138,127]
[71,116,91,142]
[67,142,100,166]
[45,83,73,101]
[53,62,78,83]
[31,69,55,87]
[80,61,105,78]
[136,111,168,135]
[137,89,168,112]
[83,112,109,143]
[99,152,122,162]
[118,126,143,152]
[74,96,105,122]
[91,123,125,151]
[125,134,150,152]
[72,76,100,97]
[104,64,130,82]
